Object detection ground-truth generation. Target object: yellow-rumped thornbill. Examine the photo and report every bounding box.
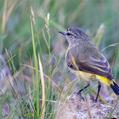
[59,26,119,101]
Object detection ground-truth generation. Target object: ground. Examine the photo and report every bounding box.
[56,93,119,119]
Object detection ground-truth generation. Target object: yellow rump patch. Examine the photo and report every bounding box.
[96,75,112,86]
[72,67,112,86]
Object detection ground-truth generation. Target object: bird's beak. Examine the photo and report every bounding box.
[58,31,66,36]
[59,31,68,45]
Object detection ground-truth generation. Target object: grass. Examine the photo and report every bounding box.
[0,0,119,119]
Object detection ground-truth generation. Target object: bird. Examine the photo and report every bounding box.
[59,26,119,101]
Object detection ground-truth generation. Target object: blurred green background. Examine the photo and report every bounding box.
[0,0,119,118]
[0,0,119,79]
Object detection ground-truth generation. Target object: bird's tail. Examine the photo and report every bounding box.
[110,81,119,95]
[96,75,119,95]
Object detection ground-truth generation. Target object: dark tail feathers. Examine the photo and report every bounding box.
[110,81,119,95]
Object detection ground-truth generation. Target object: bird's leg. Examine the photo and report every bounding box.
[95,81,101,102]
[77,83,90,95]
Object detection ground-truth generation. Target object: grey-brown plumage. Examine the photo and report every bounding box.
[60,26,112,80]
[59,26,119,100]
[66,39,112,80]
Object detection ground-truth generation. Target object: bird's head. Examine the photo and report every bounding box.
[59,26,90,45]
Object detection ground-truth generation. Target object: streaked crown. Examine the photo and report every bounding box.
[59,26,90,44]
[67,26,89,40]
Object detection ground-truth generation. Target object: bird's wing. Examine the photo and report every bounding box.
[67,43,113,80]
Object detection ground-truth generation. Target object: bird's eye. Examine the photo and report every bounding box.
[66,32,72,36]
